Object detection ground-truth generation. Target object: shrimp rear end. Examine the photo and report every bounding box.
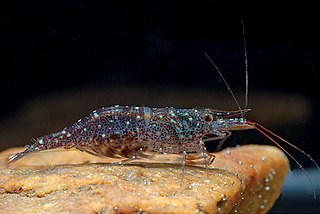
[7,144,42,164]
[6,105,162,164]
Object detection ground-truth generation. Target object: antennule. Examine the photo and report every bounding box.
[204,52,244,118]
[241,20,249,109]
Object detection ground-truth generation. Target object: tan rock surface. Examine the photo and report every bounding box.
[0,145,289,214]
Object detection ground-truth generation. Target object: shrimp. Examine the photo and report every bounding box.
[7,104,318,189]
[7,105,252,166]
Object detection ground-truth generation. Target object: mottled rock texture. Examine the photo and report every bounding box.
[0,145,289,214]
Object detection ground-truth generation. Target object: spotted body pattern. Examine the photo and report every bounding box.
[8,105,251,164]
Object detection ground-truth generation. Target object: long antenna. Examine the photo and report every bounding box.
[204,52,244,118]
[248,121,319,199]
[242,20,249,109]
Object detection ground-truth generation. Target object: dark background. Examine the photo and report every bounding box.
[1,1,320,212]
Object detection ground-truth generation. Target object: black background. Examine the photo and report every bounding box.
[1,1,319,116]
[1,1,320,212]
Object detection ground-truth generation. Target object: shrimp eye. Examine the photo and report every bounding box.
[203,114,213,123]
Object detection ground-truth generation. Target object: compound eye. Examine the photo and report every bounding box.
[203,114,213,123]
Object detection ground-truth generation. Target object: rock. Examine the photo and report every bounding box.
[0,145,289,213]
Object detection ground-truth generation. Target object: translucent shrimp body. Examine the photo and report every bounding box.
[8,105,252,164]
